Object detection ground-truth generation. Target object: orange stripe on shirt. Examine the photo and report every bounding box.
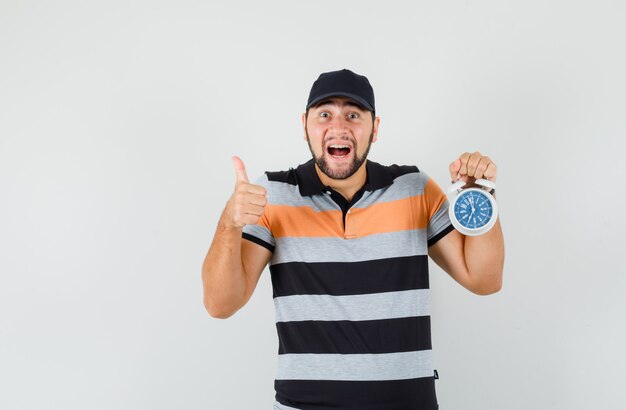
[424,177,447,221]
[269,205,344,238]
[265,177,447,239]
[344,195,427,238]
[269,197,426,239]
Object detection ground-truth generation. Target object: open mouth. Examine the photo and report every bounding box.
[327,144,352,158]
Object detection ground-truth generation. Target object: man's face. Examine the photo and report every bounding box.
[302,97,379,180]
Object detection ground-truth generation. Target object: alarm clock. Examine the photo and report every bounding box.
[447,178,498,236]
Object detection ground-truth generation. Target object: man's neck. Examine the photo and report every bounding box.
[314,162,368,202]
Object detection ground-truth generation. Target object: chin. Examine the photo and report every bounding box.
[316,156,363,180]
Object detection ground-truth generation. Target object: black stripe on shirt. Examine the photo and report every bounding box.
[242,232,275,253]
[275,376,438,410]
[427,223,454,247]
[270,255,430,298]
[276,315,432,354]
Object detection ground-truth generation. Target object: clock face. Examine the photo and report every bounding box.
[453,190,494,230]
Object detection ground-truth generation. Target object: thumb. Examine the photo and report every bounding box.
[232,156,249,184]
[449,158,461,182]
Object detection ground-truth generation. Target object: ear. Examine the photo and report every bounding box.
[372,115,380,143]
[301,112,307,141]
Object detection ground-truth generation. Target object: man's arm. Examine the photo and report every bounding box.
[201,157,272,319]
[428,152,504,295]
[429,214,504,295]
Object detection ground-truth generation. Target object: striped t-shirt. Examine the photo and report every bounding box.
[242,159,454,410]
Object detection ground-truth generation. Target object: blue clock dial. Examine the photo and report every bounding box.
[453,190,493,229]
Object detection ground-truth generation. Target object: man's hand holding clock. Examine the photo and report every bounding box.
[447,152,498,236]
[449,151,497,187]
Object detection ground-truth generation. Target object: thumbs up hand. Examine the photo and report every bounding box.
[223,156,268,229]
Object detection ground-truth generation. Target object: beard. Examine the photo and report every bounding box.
[305,128,374,180]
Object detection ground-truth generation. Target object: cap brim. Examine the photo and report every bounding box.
[306,92,374,112]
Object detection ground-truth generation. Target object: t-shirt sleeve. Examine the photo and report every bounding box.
[241,173,275,253]
[424,174,454,247]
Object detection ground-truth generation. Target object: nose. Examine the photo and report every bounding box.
[328,115,350,134]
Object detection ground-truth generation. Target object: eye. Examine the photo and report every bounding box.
[348,112,359,119]
[320,111,330,118]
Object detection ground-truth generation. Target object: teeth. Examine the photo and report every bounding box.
[329,144,350,149]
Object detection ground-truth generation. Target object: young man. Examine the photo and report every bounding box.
[202,68,504,409]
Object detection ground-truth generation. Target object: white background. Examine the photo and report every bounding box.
[1,1,625,409]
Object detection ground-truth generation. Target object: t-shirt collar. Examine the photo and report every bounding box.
[294,158,393,197]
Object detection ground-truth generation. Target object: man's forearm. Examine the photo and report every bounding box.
[202,217,247,318]
[202,158,269,318]
[463,215,505,295]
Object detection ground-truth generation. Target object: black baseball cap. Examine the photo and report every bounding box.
[306,68,375,113]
